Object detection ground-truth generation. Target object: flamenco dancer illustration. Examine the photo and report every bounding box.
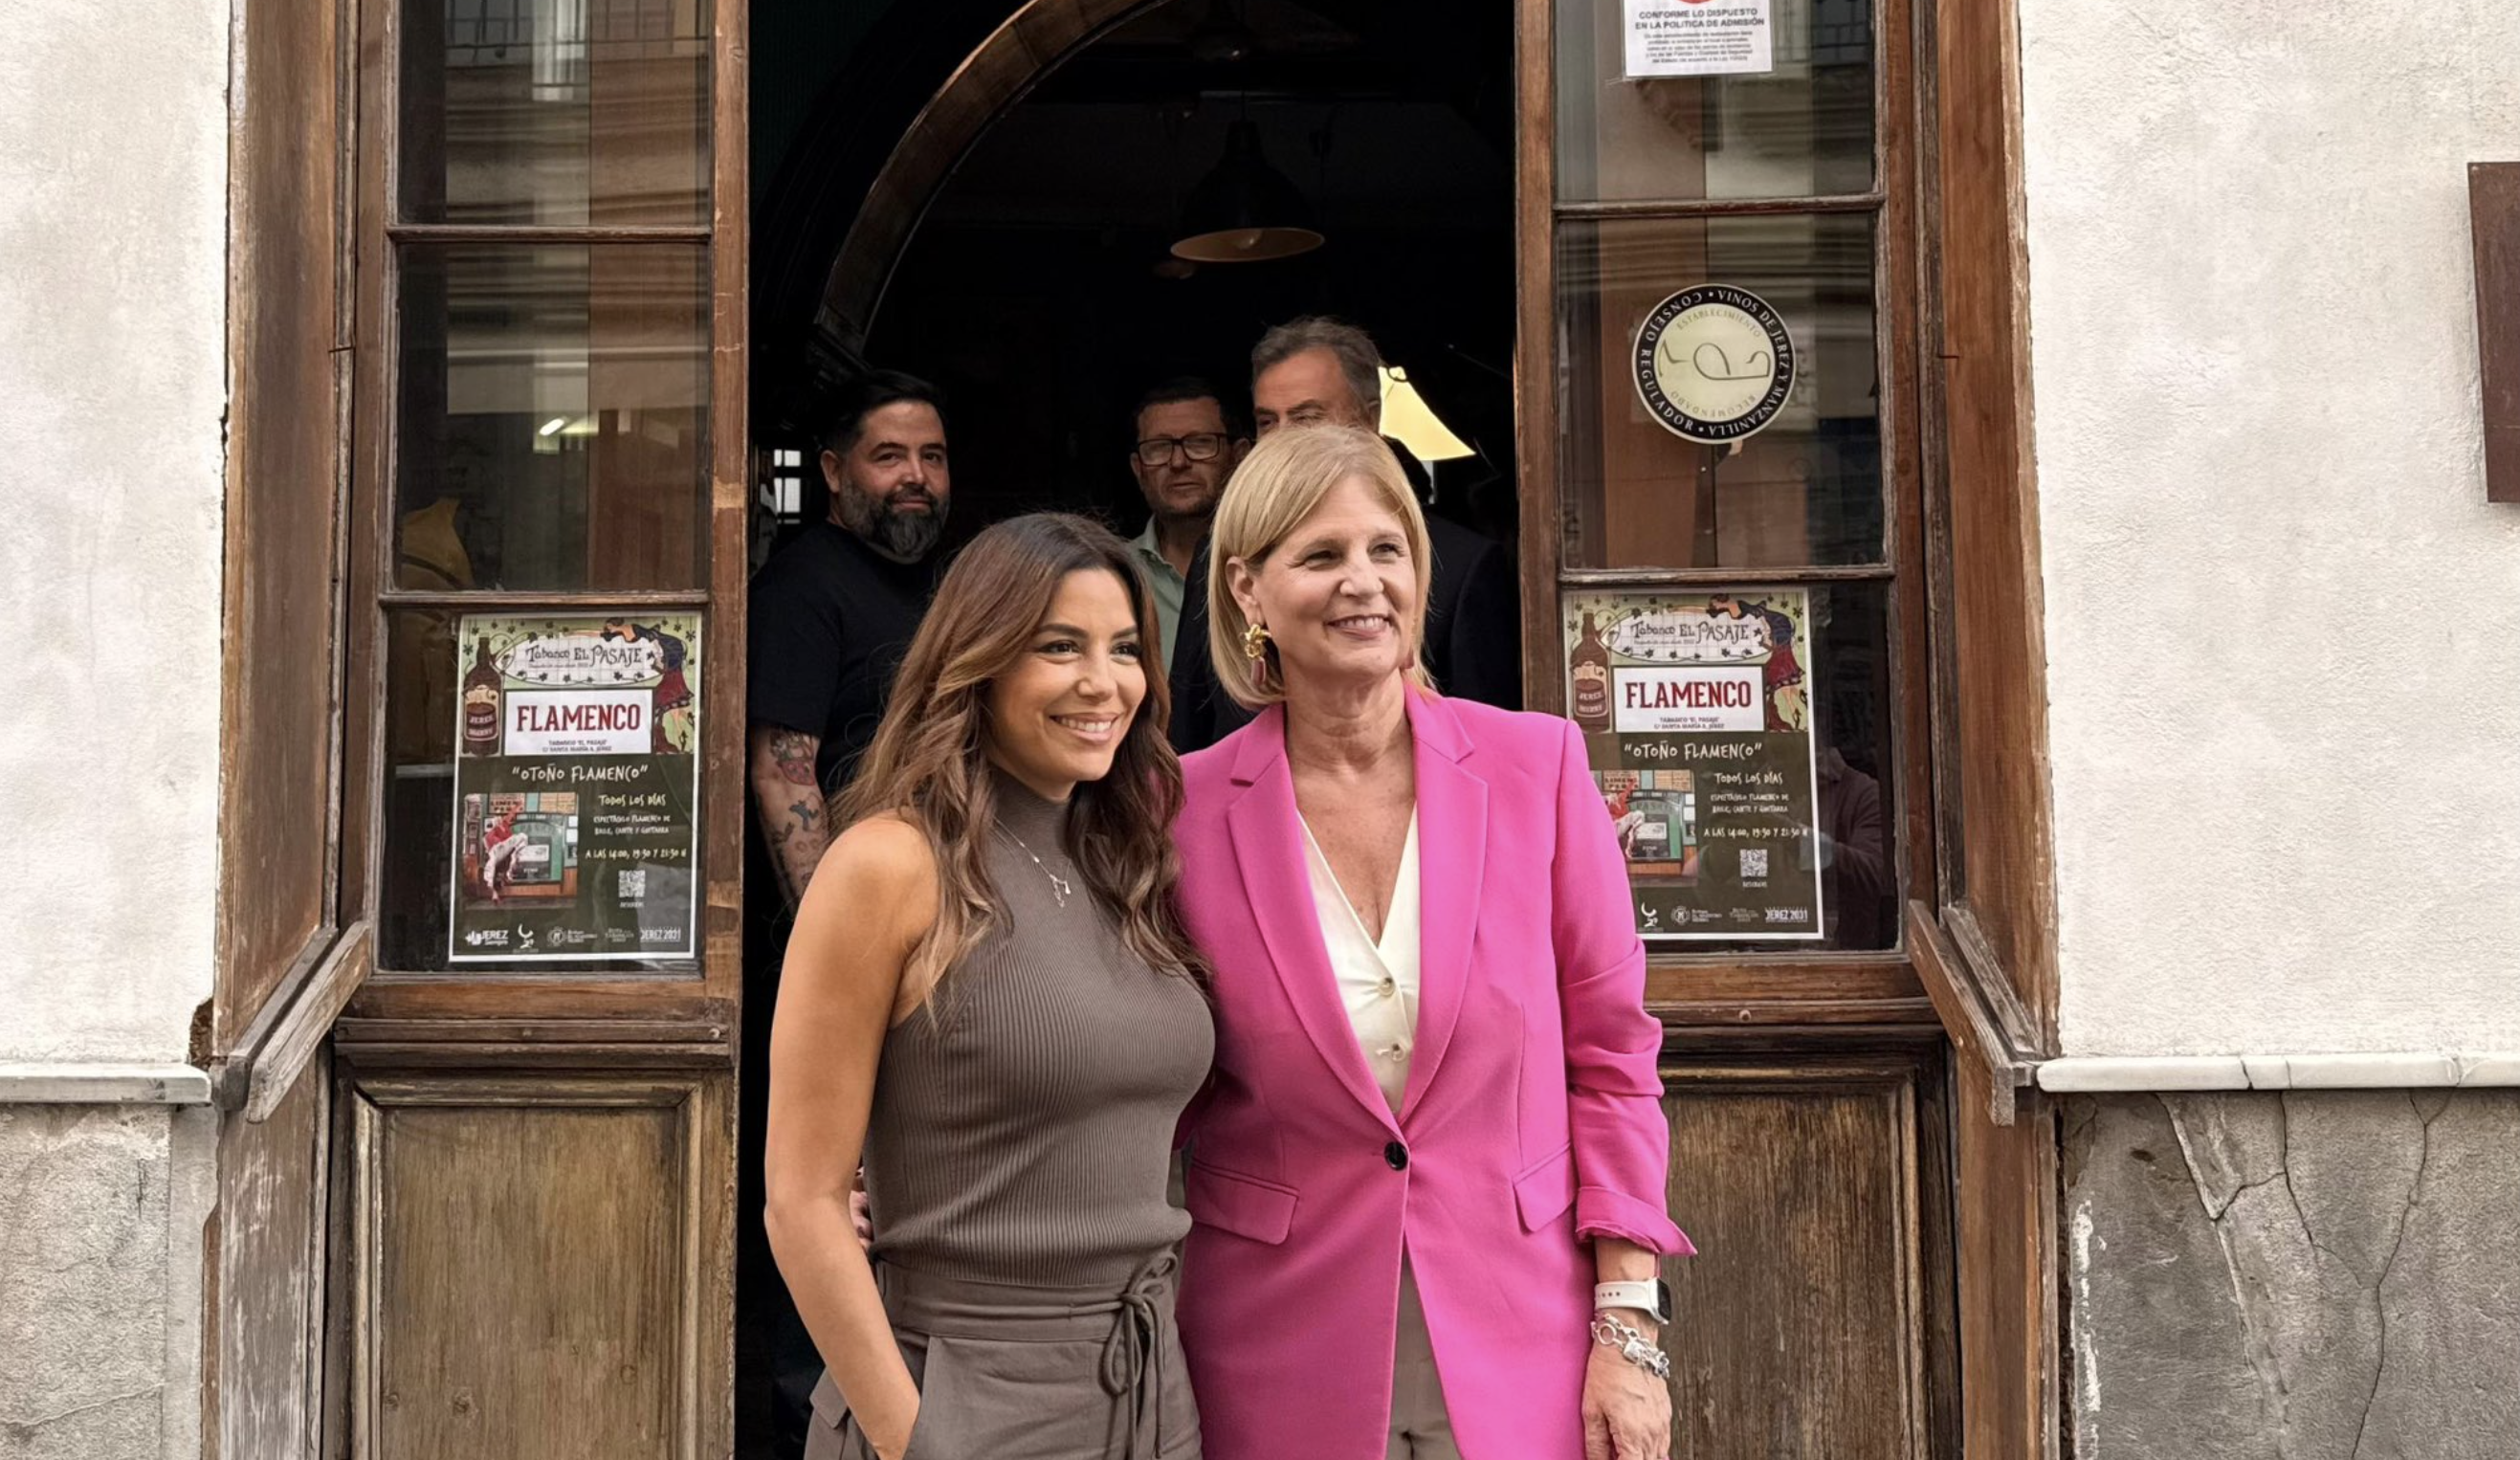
[1709,594,1806,733]
[602,619,694,754]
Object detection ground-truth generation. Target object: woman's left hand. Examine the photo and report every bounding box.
[1581,1336,1673,1460]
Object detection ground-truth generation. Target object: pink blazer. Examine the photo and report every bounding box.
[1173,692,1690,1460]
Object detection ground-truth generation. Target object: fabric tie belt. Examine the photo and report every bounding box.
[877,1252,1182,1460]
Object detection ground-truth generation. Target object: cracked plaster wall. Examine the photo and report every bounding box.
[2065,1091,2520,1459]
[0,1105,213,1460]
[2019,0,2520,1055]
[0,0,228,1062]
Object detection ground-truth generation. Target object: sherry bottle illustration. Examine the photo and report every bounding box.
[461,637,502,757]
[1570,610,1612,734]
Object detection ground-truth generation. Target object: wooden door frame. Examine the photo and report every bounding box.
[206,0,365,1451]
[1911,0,2065,1451]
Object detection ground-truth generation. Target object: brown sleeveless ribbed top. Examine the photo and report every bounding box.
[862,772,1214,1288]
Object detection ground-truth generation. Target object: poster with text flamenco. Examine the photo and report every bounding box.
[1563,588,1823,941]
[448,612,702,965]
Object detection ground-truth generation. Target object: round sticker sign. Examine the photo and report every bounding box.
[1631,284,1796,444]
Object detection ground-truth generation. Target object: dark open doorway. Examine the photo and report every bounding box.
[864,3,1520,550]
[753,0,1523,549]
[739,5,1523,1454]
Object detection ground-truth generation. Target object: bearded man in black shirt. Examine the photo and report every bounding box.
[747,371,950,908]
[740,369,948,1457]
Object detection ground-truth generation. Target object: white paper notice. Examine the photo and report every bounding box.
[1611,666,1767,734]
[1625,0,1774,78]
[503,690,653,756]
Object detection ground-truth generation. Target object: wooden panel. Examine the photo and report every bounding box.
[343,984,737,1026]
[1952,1056,2058,1460]
[2473,164,2520,503]
[1924,0,2057,1029]
[1648,956,1938,1030]
[344,1071,731,1460]
[210,1049,333,1460]
[1661,1057,1948,1459]
[218,0,349,1043]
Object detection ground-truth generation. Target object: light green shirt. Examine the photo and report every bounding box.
[1128,520,1189,673]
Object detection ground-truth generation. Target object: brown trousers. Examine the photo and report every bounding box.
[807,1254,1199,1460]
[1386,1263,1462,1460]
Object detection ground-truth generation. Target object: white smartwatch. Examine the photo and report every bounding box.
[1593,1278,1673,1325]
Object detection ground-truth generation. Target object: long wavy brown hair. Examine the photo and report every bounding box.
[835,513,1204,1009]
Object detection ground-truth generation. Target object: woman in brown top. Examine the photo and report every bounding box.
[767,514,1214,1460]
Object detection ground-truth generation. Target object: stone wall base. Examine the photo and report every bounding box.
[2064,1091,2520,1458]
[0,1105,210,1460]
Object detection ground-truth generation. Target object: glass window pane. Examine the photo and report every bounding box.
[381,609,705,974]
[1562,581,1896,952]
[395,243,709,590]
[1558,212,1881,569]
[399,0,710,225]
[1556,0,1874,203]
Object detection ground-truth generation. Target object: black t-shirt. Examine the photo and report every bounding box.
[746,521,937,794]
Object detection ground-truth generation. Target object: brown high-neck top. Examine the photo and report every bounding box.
[862,773,1214,1287]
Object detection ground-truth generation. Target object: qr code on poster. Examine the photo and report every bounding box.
[620,869,648,903]
[1738,849,1769,879]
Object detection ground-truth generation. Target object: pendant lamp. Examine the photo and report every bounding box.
[1378,366,1475,465]
[1171,119,1323,263]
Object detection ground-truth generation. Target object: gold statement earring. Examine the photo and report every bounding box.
[1242,622,1271,660]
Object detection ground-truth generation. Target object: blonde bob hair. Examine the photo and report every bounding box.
[1205,423,1436,710]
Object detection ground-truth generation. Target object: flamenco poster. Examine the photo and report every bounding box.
[448,612,702,964]
[1564,588,1824,941]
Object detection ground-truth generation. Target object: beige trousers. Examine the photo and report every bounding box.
[1387,1265,1461,1460]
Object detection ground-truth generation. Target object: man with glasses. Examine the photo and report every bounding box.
[1124,376,1247,671]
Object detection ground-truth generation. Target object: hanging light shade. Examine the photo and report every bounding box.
[1171,120,1324,263]
[1379,366,1475,465]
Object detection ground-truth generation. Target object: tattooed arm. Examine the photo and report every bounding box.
[749,722,829,909]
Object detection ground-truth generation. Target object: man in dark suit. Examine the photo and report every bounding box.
[1171,317,1520,751]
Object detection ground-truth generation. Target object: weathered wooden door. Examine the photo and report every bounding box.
[323,0,750,1454]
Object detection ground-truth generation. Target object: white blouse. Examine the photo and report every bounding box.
[1298,809,1423,1114]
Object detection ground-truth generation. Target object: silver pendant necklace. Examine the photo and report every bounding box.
[997,825,1072,907]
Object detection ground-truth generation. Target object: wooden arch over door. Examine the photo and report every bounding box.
[817,0,1165,353]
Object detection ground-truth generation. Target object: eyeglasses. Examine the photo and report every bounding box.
[1134,433,1229,466]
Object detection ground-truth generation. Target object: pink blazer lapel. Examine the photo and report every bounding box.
[1222,708,1404,1136]
[1399,693,1483,1123]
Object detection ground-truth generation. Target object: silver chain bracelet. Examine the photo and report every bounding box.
[1590,1313,1672,1381]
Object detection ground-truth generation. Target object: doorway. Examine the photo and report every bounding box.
[861,1,1521,554]
[740,5,1528,1454]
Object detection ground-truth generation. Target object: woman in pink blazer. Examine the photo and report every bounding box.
[1175,425,1691,1460]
